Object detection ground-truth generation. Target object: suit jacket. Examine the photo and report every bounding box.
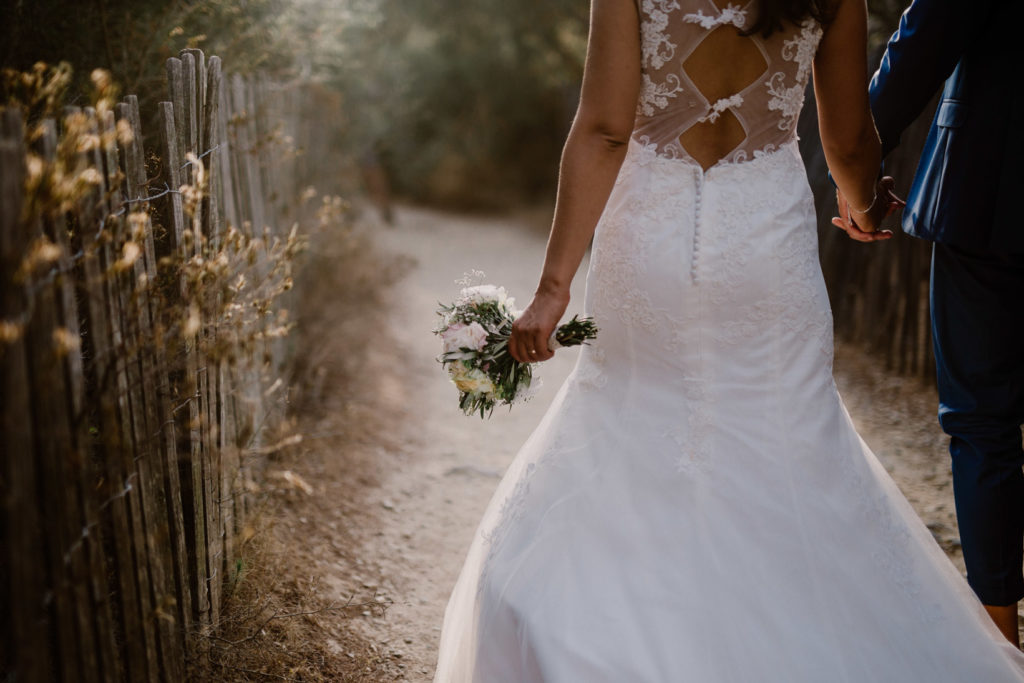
[869,0,1024,254]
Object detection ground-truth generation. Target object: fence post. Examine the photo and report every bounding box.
[192,53,227,627]
[179,49,224,629]
[216,81,240,237]
[158,94,212,636]
[0,108,52,683]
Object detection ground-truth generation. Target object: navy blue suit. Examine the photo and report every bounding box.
[870,0,1024,606]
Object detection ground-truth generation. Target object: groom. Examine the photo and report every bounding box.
[834,0,1024,645]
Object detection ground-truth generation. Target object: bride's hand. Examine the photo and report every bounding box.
[509,287,570,364]
[832,176,904,242]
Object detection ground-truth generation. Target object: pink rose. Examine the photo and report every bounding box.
[441,321,489,354]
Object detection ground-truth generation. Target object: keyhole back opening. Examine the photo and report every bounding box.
[679,23,768,169]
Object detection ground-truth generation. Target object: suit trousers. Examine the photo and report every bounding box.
[931,241,1024,606]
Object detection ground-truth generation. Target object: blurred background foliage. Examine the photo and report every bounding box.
[2,0,290,115]
[3,0,907,209]
[281,0,590,207]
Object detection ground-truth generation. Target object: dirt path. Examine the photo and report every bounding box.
[335,207,591,679]
[277,205,976,681]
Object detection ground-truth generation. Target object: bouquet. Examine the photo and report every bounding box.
[436,280,597,418]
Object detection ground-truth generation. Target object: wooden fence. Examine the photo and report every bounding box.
[1,50,304,681]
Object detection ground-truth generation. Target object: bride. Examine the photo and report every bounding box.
[434,0,1024,680]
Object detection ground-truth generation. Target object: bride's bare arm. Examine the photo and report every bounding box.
[812,0,884,231]
[508,0,640,364]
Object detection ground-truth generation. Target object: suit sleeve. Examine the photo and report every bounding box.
[869,0,996,157]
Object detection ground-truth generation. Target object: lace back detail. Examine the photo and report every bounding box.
[682,3,747,29]
[636,0,822,168]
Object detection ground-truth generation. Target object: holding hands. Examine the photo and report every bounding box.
[832,175,905,242]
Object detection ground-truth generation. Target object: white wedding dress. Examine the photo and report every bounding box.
[434,2,1024,681]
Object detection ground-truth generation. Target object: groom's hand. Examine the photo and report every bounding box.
[832,177,904,242]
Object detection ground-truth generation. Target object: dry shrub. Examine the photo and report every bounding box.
[194,211,414,681]
[288,210,415,418]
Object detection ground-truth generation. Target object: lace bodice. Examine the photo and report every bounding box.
[634,0,822,166]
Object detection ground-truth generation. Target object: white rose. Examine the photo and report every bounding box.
[460,284,508,306]
[441,321,490,354]
[449,365,495,395]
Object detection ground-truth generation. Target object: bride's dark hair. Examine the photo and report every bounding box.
[745,0,838,37]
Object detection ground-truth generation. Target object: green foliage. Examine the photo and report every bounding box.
[553,315,599,347]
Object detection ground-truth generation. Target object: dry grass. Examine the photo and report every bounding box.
[189,530,392,682]
[190,210,416,681]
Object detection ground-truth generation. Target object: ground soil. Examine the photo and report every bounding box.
[218,205,1012,681]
